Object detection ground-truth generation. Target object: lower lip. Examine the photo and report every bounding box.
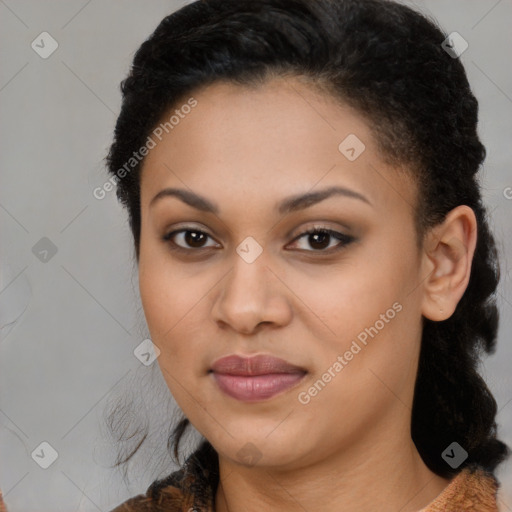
[212,372,306,402]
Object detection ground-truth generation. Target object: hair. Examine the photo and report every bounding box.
[105,0,509,479]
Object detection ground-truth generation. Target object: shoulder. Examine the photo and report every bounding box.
[421,464,500,512]
[109,441,218,512]
[108,473,192,512]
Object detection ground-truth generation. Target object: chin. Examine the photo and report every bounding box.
[208,426,312,469]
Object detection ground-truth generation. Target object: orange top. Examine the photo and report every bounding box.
[0,464,500,511]
[420,466,499,511]
[110,464,502,511]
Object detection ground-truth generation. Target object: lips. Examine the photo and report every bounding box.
[210,354,307,402]
[211,354,306,375]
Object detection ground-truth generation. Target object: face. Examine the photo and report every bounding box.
[138,76,427,470]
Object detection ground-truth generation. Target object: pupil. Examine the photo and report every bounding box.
[186,231,205,248]
[310,232,329,249]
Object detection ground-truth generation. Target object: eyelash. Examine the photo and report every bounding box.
[162,225,355,255]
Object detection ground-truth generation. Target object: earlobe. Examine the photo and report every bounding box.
[421,205,477,322]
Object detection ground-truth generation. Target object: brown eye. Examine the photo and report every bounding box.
[289,228,354,253]
[163,228,220,251]
[306,231,330,250]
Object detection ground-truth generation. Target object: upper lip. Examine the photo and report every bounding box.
[210,354,306,376]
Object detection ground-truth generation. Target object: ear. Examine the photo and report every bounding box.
[420,205,477,321]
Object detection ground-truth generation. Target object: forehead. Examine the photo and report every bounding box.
[139,77,416,218]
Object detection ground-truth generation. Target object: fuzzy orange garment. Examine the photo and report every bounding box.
[109,465,502,511]
[420,466,500,512]
[0,465,501,511]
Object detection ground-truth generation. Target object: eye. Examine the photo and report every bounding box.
[162,225,355,254]
[163,227,220,251]
[287,227,355,253]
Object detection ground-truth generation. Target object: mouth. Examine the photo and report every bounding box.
[209,354,307,402]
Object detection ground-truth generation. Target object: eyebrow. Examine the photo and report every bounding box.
[149,185,371,214]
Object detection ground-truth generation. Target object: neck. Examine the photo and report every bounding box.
[214,416,451,512]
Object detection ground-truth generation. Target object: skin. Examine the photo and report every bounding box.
[138,76,477,512]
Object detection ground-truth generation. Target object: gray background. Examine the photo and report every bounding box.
[1,0,511,510]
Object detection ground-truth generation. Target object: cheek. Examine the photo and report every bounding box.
[293,240,420,382]
[139,244,197,329]
[289,256,403,344]
[138,253,218,379]
[138,257,195,354]
[138,265,202,397]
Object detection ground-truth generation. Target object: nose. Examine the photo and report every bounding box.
[211,252,293,335]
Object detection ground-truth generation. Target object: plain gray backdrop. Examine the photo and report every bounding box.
[1,0,511,510]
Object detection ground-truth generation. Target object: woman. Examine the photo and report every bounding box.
[57,0,512,510]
